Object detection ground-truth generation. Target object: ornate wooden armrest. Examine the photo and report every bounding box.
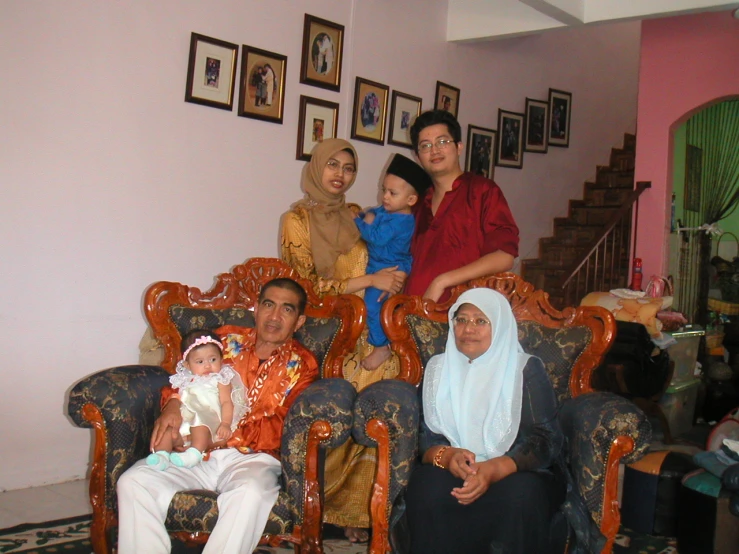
[267,378,356,553]
[352,380,420,554]
[559,392,652,552]
[67,364,170,554]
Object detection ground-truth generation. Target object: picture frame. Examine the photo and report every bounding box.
[465,125,497,180]
[237,45,287,124]
[548,88,572,147]
[496,109,525,169]
[295,95,339,161]
[434,81,460,117]
[387,90,422,148]
[524,98,549,153]
[184,32,239,111]
[299,14,345,92]
[351,77,389,145]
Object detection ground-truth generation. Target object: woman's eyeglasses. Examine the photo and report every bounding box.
[418,138,455,153]
[452,316,491,328]
[326,159,356,176]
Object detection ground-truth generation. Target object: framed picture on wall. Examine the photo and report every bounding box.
[434,81,460,117]
[387,90,422,148]
[237,45,287,124]
[184,32,239,111]
[296,95,339,161]
[299,14,345,92]
[465,125,496,180]
[548,88,572,147]
[524,98,549,153]
[496,109,524,169]
[351,77,389,145]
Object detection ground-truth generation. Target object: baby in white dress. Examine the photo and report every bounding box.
[146,329,248,470]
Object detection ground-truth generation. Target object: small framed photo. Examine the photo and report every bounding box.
[237,45,287,124]
[351,77,389,145]
[296,95,339,161]
[524,98,549,153]
[434,81,460,117]
[548,88,572,147]
[387,90,422,148]
[299,14,345,92]
[465,125,496,180]
[496,109,525,169]
[184,32,239,111]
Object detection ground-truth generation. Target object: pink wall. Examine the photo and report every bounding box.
[634,10,739,279]
[0,0,639,489]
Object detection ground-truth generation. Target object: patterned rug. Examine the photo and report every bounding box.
[0,514,677,553]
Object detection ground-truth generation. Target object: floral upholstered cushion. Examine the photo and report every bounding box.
[517,321,591,403]
[406,315,449,368]
[169,306,340,376]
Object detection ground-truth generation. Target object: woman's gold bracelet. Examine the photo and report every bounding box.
[432,446,450,469]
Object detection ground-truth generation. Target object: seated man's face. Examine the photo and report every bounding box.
[254,286,306,346]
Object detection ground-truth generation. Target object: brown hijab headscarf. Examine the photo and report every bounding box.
[296,138,361,278]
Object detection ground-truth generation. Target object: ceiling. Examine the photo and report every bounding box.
[447,0,739,41]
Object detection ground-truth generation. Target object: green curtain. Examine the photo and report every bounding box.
[686,99,739,224]
[685,99,739,324]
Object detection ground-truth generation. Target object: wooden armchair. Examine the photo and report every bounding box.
[67,257,364,554]
[380,273,653,554]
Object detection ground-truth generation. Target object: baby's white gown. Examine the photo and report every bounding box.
[169,362,249,441]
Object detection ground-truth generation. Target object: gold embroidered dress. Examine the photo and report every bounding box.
[280,139,399,528]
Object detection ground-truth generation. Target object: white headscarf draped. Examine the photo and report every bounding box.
[423,288,530,462]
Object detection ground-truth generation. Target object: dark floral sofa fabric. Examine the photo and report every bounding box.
[352,380,420,516]
[68,365,170,515]
[559,392,651,527]
[67,368,355,542]
[169,306,339,377]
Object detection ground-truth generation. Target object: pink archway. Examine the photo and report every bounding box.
[633,9,739,279]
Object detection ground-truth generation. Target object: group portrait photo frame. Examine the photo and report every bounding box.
[524,98,549,153]
[351,77,389,145]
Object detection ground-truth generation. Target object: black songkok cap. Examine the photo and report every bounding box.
[386,154,432,197]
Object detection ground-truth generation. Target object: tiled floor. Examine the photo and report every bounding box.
[0,478,90,529]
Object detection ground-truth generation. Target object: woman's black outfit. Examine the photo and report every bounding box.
[405,357,566,554]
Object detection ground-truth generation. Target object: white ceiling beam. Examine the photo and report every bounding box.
[584,0,739,22]
[519,0,585,25]
[447,0,565,42]
[447,0,739,41]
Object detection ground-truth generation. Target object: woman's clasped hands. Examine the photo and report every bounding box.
[442,447,516,505]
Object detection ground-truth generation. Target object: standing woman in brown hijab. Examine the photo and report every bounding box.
[281,138,405,542]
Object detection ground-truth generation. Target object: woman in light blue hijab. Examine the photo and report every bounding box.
[405,288,566,554]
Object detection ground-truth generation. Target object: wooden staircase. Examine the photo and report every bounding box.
[522,134,638,308]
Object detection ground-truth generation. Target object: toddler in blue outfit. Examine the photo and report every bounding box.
[355,154,431,370]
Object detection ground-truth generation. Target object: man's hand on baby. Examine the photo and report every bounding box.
[363,211,376,224]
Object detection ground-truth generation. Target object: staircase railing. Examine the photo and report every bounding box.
[559,181,651,306]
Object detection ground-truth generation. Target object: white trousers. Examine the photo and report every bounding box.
[117,449,281,554]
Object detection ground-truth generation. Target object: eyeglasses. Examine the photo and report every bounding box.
[452,316,491,328]
[418,138,455,153]
[326,159,357,176]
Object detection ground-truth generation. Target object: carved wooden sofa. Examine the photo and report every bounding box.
[380,273,653,554]
[67,257,366,554]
